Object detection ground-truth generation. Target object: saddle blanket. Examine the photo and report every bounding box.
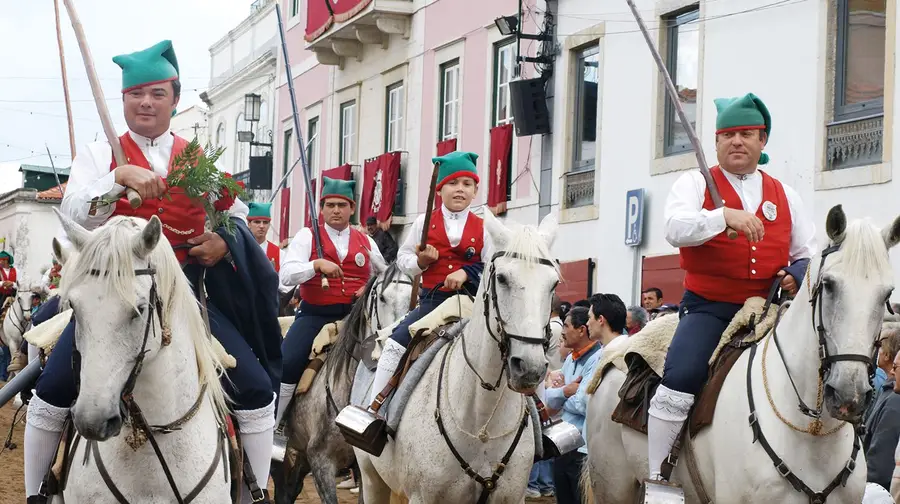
[586,296,779,395]
[296,320,344,394]
[24,308,237,370]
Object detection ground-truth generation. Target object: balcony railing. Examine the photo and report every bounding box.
[305,0,414,67]
[826,113,884,170]
[564,169,595,208]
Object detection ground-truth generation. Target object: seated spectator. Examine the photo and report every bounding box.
[864,346,900,490]
[626,305,648,335]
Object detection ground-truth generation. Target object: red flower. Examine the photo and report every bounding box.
[215,191,235,212]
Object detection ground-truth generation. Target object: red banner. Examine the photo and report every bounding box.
[305,0,373,42]
[279,187,291,244]
[488,124,513,215]
[321,164,353,187]
[360,152,400,229]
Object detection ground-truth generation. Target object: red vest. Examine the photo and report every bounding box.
[421,210,484,291]
[0,267,16,296]
[266,241,280,272]
[110,133,207,263]
[680,166,792,304]
[299,226,370,305]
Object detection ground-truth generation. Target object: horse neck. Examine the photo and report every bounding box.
[447,292,523,431]
[762,282,843,429]
[130,304,203,426]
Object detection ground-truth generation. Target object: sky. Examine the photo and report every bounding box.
[0,0,254,190]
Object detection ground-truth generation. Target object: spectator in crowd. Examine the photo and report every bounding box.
[641,287,663,311]
[365,216,399,263]
[548,294,565,371]
[573,299,591,310]
[649,302,680,321]
[559,300,572,323]
[626,305,648,335]
[864,336,900,491]
[872,322,900,405]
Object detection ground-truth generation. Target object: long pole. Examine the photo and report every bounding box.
[624,0,737,239]
[407,162,440,310]
[61,0,142,210]
[45,144,65,196]
[53,0,76,158]
[275,3,329,290]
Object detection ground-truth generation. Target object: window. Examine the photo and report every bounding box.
[339,101,357,165]
[663,8,699,156]
[216,123,226,148]
[439,61,460,140]
[573,44,599,173]
[290,0,299,17]
[835,0,886,120]
[385,82,405,152]
[307,117,319,174]
[282,129,293,179]
[492,40,515,126]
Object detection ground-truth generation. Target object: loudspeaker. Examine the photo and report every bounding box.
[509,78,551,137]
[249,154,273,190]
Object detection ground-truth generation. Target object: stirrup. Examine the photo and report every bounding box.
[271,431,287,463]
[639,478,685,504]
[335,404,391,456]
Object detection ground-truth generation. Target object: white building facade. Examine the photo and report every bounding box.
[544,0,899,306]
[0,189,62,288]
[204,0,279,185]
[170,105,210,146]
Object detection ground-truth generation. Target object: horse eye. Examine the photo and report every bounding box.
[497,274,508,286]
[379,295,386,303]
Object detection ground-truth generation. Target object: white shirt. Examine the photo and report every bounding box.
[279,224,384,293]
[258,240,269,254]
[57,129,249,247]
[664,169,817,262]
[396,204,494,277]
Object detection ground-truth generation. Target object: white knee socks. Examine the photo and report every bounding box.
[369,338,406,405]
[234,394,276,503]
[275,383,296,427]
[646,384,694,480]
[24,392,69,496]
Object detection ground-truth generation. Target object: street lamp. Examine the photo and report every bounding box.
[244,93,262,122]
[494,15,518,36]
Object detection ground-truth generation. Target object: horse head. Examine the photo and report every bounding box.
[813,204,900,422]
[368,254,415,331]
[482,210,559,394]
[55,209,177,441]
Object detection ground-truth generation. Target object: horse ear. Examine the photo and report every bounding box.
[825,204,847,243]
[133,216,162,259]
[51,237,68,266]
[883,213,900,249]
[537,213,558,249]
[482,207,510,250]
[53,208,89,250]
[370,251,387,274]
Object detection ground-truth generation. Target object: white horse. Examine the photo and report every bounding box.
[274,261,414,504]
[53,210,232,503]
[582,204,900,504]
[354,211,559,503]
[1,287,39,378]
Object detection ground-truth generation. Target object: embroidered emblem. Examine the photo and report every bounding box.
[371,169,383,215]
[355,252,366,267]
[762,201,777,221]
[496,159,502,186]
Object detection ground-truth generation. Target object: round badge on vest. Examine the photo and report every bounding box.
[762,201,777,221]
[355,252,366,267]
[465,247,476,260]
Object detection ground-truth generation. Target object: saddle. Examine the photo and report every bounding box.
[600,295,780,439]
[295,320,344,395]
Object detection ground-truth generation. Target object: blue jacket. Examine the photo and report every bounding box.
[545,341,603,454]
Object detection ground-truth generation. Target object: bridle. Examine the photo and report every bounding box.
[744,243,893,503]
[463,251,556,392]
[5,293,31,336]
[69,266,225,504]
[367,275,414,332]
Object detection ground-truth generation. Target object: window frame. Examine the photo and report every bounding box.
[439,60,461,141]
[385,81,405,152]
[290,0,299,17]
[834,0,886,121]
[663,6,699,157]
[339,100,357,165]
[492,38,516,127]
[572,43,600,173]
[306,116,319,175]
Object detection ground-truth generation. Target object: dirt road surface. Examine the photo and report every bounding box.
[0,395,556,503]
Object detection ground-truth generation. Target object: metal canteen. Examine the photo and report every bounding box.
[334,405,389,456]
[639,478,686,504]
[271,432,287,463]
[541,420,585,459]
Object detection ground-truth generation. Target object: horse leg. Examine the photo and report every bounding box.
[358,456,392,504]
[274,445,308,504]
[309,451,340,504]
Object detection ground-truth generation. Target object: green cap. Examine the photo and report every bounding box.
[432,151,480,190]
[113,40,180,118]
[247,202,272,221]
[714,92,771,165]
[0,251,13,267]
[320,176,356,204]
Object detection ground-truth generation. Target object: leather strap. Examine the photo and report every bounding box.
[370,327,430,413]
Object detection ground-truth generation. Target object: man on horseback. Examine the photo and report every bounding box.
[248,202,280,272]
[647,93,817,482]
[24,40,281,503]
[0,250,17,306]
[275,176,385,425]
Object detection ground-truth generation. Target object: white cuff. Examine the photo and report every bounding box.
[648,384,694,422]
[26,392,70,432]
[233,393,276,434]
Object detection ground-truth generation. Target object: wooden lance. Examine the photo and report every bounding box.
[408,162,441,311]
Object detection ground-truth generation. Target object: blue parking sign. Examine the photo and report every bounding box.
[624,189,645,247]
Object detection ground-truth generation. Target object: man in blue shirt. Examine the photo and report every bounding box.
[545,293,627,503]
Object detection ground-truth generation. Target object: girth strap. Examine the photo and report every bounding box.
[746,343,861,504]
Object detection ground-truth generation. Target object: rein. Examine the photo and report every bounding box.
[745,243,883,503]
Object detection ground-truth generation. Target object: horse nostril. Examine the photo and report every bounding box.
[509,357,525,375]
[102,415,123,437]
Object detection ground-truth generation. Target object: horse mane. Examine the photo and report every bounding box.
[59,216,229,422]
[328,261,405,385]
[499,222,560,274]
[833,219,892,281]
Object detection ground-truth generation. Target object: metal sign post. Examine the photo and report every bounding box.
[625,189,645,306]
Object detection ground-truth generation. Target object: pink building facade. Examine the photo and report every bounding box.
[272,0,542,241]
